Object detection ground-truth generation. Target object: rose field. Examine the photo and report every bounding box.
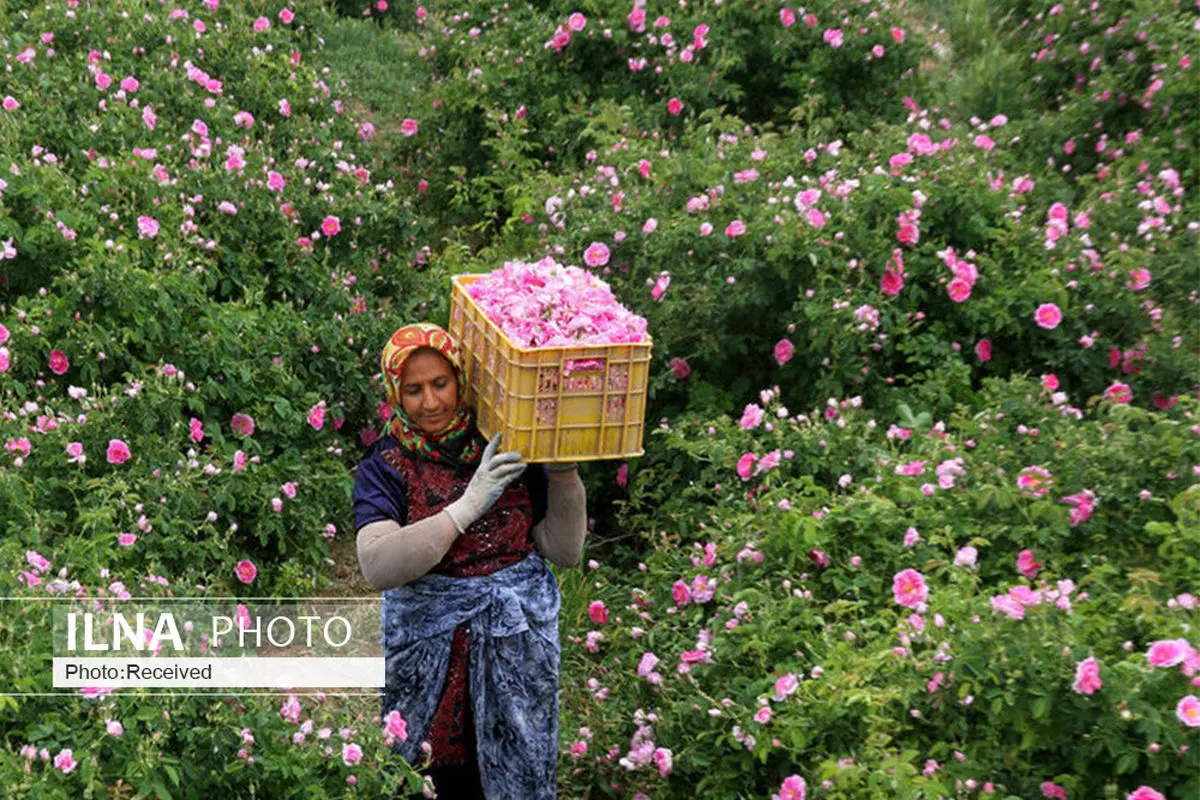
[0,0,1198,797]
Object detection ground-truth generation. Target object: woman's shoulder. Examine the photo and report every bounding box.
[364,433,399,457]
[356,435,405,474]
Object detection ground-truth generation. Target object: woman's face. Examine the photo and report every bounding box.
[399,349,460,435]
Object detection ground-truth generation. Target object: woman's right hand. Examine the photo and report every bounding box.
[443,433,527,534]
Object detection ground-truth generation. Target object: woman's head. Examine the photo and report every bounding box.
[398,348,459,435]
[381,323,470,441]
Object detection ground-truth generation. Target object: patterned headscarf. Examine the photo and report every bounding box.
[380,323,485,470]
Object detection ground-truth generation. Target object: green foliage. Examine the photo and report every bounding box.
[562,383,1200,798]
[0,0,1196,796]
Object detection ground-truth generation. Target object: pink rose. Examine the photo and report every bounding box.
[1072,656,1102,695]
[588,601,608,625]
[1035,303,1063,329]
[740,403,764,430]
[896,222,919,247]
[881,269,904,295]
[892,569,928,609]
[1016,549,1041,579]
[669,357,691,379]
[774,338,794,365]
[320,216,341,237]
[975,338,992,362]
[774,774,806,800]
[1178,695,1200,727]
[736,453,758,480]
[954,546,978,568]
[947,278,972,302]
[137,215,160,239]
[400,118,419,136]
[652,747,672,778]
[231,413,256,436]
[235,559,258,584]
[1126,788,1166,800]
[583,241,610,268]
[650,272,670,301]
[384,710,407,741]
[666,98,684,116]
[1017,465,1053,497]
[1146,639,1189,668]
[53,749,76,775]
[1040,782,1067,800]
[106,439,131,465]
[671,579,691,606]
[1104,382,1132,404]
[48,349,70,375]
[307,404,330,433]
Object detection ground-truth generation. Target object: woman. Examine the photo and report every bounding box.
[353,323,587,800]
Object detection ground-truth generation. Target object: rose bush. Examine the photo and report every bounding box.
[558,379,1199,798]
[1,1,430,796]
[1,0,1196,797]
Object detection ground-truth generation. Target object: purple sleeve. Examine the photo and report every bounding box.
[353,448,409,530]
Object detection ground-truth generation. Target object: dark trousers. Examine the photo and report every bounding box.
[405,759,486,800]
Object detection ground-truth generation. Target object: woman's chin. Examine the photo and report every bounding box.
[421,415,453,435]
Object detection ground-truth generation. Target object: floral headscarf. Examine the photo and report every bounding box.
[380,323,484,470]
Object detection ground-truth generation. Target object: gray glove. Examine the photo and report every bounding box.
[443,433,527,534]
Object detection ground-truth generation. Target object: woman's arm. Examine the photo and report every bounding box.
[355,511,460,591]
[531,467,587,567]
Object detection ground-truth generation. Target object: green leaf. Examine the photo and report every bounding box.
[1115,752,1139,775]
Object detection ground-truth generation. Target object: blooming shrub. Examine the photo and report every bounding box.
[0,0,1196,796]
[0,1,427,795]
[560,379,1199,798]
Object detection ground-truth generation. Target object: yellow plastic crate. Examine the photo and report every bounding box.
[448,274,653,463]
